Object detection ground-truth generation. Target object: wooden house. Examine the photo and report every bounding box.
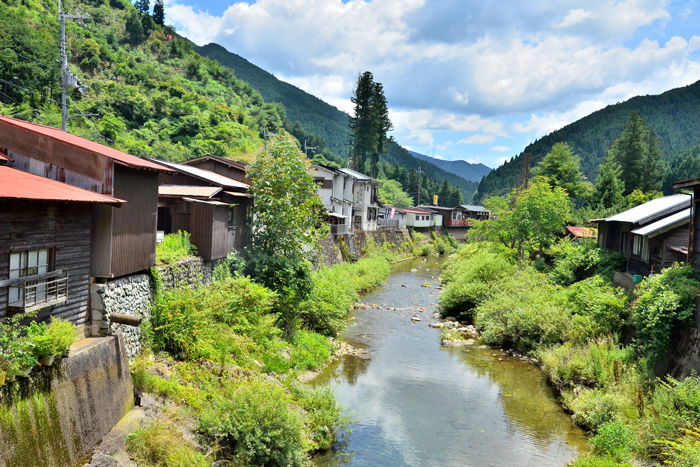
[0,116,170,279]
[672,177,700,267]
[594,194,691,275]
[0,165,123,327]
[151,159,252,260]
[183,155,250,185]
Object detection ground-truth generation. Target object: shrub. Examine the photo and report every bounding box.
[537,337,635,389]
[630,264,699,364]
[590,420,635,462]
[290,331,333,371]
[564,277,628,342]
[569,455,632,467]
[126,418,209,467]
[421,243,435,256]
[293,386,344,452]
[156,231,197,265]
[474,269,571,352]
[197,378,308,466]
[150,288,202,360]
[439,249,517,320]
[565,388,635,430]
[27,318,77,360]
[548,239,624,285]
[660,428,700,467]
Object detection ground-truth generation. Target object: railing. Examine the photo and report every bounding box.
[330,224,350,236]
[378,219,400,230]
[9,275,69,313]
[446,219,472,227]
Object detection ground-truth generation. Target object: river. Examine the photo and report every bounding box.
[311,256,588,467]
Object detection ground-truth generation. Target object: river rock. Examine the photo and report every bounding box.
[411,316,422,322]
[429,322,444,328]
[433,313,442,319]
[445,317,457,322]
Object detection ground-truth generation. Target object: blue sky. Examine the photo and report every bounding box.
[164,0,700,168]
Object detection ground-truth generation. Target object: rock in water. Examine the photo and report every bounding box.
[411,316,422,322]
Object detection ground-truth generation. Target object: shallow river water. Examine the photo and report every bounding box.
[311,256,588,467]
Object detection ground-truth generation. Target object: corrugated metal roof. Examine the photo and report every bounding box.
[566,226,597,238]
[604,194,690,224]
[151,159,249,190]
[0,165,124,205]
[224,191,252,198]
[459,204,488,212]
[159,185,222,198]
[396,207,433,214]
[182,197,230,206]
[183,155,248,170]
[0,116,171,172]
[337,167,378,182]
[630,208,690,237]
[0,153,11,162]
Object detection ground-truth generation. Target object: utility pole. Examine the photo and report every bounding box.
[58,0,89,131]
[303,140,316,157]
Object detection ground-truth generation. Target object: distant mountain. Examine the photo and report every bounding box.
[196,42,479,201]
[409,151,491,182]
[476,80,700,200]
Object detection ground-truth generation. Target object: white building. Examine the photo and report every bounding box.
[336,168,382,231]
[402,208,439,228]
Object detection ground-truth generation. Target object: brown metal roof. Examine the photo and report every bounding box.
[0,116,172,172]
[0,165,124,205]
[184,155,249,170]
[159,185,222,198]
[673,177,700,189]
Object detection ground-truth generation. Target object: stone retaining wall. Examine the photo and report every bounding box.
[156,256,211,290]
[0,336,133,466]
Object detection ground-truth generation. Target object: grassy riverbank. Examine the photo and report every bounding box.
[438,240,700,466]
[127,231,457,466]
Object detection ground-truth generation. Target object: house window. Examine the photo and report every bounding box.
[632,235,643,257]
[8,248,62,310]
[228,206,236,229]
[367,207,377,221]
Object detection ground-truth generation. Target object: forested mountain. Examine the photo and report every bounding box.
[196,42,479,202]
[409,151,491,182]
[476,80,700,200]
[0,0,290,162]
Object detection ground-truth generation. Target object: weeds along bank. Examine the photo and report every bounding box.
[128,229,457,466]
[438,239,700,466]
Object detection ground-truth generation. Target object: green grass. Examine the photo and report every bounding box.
[156,231,198,265]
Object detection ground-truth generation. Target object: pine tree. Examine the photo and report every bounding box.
[349,72,376,172]
[608,112,665,194]
[593,153,625,211]
[134,0,150,14]
[369,82,392,178]
[152,0,165,25]
[534,142,590,199]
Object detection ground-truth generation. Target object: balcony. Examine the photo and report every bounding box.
[8,275,69,313]
[330,224,350,236]
[446,219,472,227]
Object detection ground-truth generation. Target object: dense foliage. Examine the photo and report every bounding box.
[155,231,197,265]
[0,0,284,161]
[476,80,700,200]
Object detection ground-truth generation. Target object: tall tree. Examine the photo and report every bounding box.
[244,136,325,332]
[134,0,150,14]
[152,0,165,25]
[608,112,665,194]
[349,72,376,173]
[593,153,625,211]
[349,72,392,177]
[534,142,591,199]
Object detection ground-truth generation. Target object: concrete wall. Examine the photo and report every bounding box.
[0,336,133,467]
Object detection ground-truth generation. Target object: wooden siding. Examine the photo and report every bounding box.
[211,205,236,260]
[0,202,92,325]
[110,165,158,277]
[189,202,214,261]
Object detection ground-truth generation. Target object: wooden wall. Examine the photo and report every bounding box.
[211,205,236,260]
[188,202,214,261]
[110,165,158,278]
[0,201,92,326]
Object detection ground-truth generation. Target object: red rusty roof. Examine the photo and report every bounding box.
[0,153,11,162]
[0,116,172,172]
[566,226,598,238]
[396,207,433,214]
[0,165,124,205]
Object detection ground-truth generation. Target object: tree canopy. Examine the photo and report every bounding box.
[534,142,591,200]
[378,178,412,208]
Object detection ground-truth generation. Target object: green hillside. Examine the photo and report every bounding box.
[476,80,700,200]
[196,43,478,201]
[0,0,285,162]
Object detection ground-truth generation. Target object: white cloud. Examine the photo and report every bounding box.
[556,9,595,29]
[490,145,511,152]
[496,156,511,166]
[457,134,497,145]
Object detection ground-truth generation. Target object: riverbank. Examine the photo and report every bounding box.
[437,240,700,466]
[310,256,587,466]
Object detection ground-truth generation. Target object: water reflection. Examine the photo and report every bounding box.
[312,257,587,467]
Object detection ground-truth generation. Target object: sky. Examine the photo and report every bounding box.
[164,0,700,168]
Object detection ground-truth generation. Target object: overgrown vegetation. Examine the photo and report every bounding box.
[440,239,700,465]
[156,231,198,265]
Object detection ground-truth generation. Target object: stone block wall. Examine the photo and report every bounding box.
[0,336,133,466]
[90,274,152,359]
[156,256,211,290]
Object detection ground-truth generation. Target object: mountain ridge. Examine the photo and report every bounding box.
[409,151,492,183]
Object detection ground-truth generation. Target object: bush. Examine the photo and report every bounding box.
[537,336,635,390]
[590,420,635,462]
[126,418,209,467]
[474,269,571,352]
[290,331,333,371]
[564,387,635,430]
[631,264,699,364]
[439,248,517,320]
[564,277,628,342]
[293,386,344,452]
[660,428,700,467]
[569,455,632,467]
[198,378,308,466]
[548,238,624,285]
[27,318,77,360]
[156,231,197,265]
